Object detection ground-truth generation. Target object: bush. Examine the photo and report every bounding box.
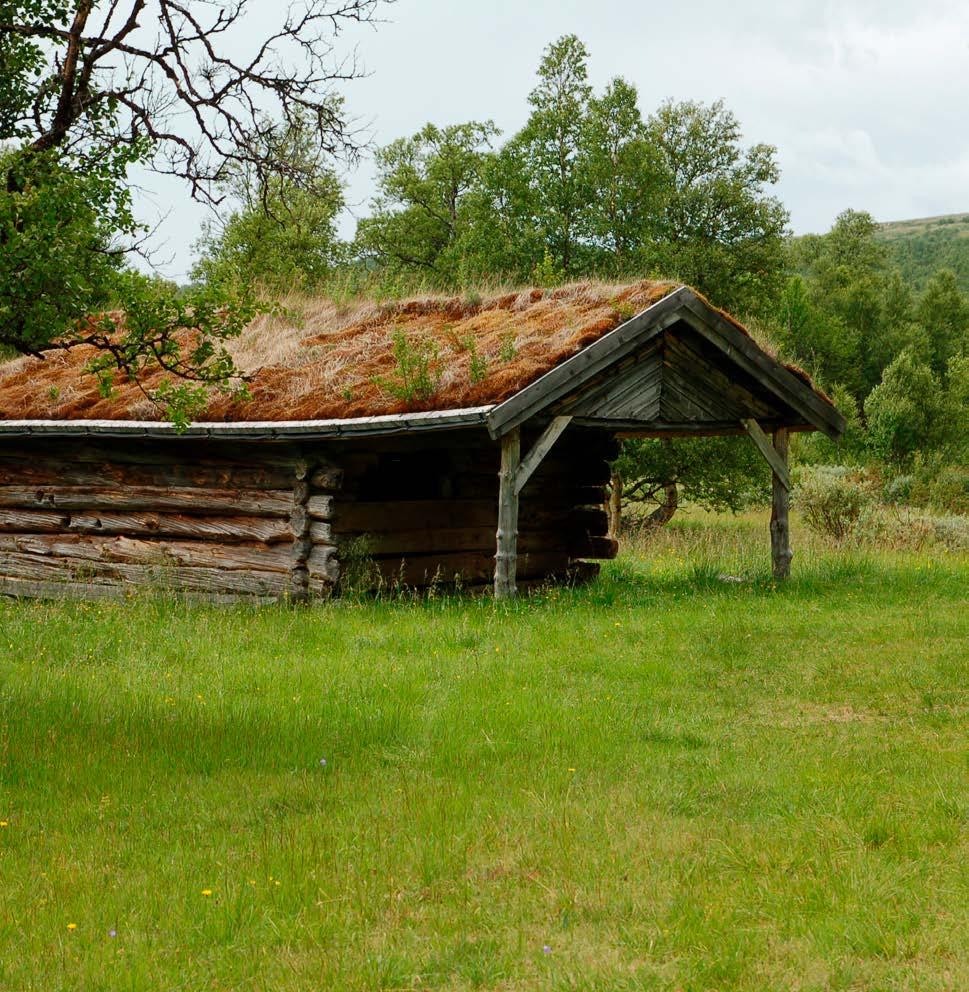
[795,466,875,540]
[882,474,914,506]
[924,466,969,515]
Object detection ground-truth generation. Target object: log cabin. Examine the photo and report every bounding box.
[0,281,845,602]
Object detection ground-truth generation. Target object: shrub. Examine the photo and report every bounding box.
[373,329,441,406]
[795,466,874,541]
[882,474,914,506]
[931,514,969,550]
[924,466,969,515]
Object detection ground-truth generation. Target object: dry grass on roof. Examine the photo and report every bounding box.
[0,279,680,421]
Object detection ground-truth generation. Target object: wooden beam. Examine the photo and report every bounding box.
[742,419,791,492]
[486,288,693,437]
[494,428,521,599]
[679,301,846,439]
[770,428,792,580]
[513,416,572,495]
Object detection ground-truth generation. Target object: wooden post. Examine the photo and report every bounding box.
[494,428,520,599]
[770,427,792,580]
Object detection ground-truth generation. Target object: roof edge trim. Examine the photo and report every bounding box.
[0,406,494,440]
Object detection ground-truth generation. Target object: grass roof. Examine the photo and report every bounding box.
[0,279,810,422]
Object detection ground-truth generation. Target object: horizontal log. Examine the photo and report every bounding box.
[0,508,294,543]
[0,485,295,516]
[0,457,301,492]
[306,545,340,587]
[0,577,281,605]
[0,533,292,573]
[333,499,608,535]
[571,536,619,560]
[0,553,288,597]
[306,495,335,521]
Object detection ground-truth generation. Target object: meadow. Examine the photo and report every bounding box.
[0,513,966,991]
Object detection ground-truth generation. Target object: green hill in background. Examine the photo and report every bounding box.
[875,212,969,291]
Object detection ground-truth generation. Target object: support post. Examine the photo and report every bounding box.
[494,428,521,599]
[770,427,792,580]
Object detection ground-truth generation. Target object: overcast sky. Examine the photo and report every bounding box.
[139,0,969,281]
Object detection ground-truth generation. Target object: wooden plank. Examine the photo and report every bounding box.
[742,419,791,491]
[554,341,661,416]
[335,526,612,557]
[770,428,792,579]
[486,289,691,436]
[0,510,293,544]
[0,485,295,516]
[0,533,293,572]
[514,416,572,496]
[679,301,845,438]
[664,329,780,421]
[0,553,288,597]
[494,428,520,599]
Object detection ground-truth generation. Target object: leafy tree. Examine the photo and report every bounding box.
[194,120,345,292]
[646,99,789,317]
[864,350,947,465]
[788,210,900,398]
[0,0,385,419]
[612,435,768,528]
[355,121,499,284]
[916,269,969,376]
[582,77,665,271]
[512,34,594,277]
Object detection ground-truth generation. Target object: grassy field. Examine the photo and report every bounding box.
[0,513,966,991]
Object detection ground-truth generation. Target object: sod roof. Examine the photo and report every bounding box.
[0,279,818,424]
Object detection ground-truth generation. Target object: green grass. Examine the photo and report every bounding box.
[0,513,967,990]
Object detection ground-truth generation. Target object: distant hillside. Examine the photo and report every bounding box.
[875,212,969,292]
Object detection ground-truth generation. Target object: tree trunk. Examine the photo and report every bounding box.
[608,473,623,539]
[645,482,678,528]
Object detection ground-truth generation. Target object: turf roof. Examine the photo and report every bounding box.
[0,279,814,423]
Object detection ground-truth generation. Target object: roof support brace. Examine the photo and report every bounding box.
[495,416,573,599]
[742,418,791,492]
[514,416,572,496]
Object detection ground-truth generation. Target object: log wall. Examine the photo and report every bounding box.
[0,425,617,601]
[0,439,340,603]
[327,426,619,591]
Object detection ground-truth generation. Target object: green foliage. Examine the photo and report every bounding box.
[795,465,875,541]
[614,435,769,516]
[645,99,789,317]
[355,121,499,285]
[357,37,787,318]
[877,212,969,292]
[0,148,130,354]
[373,329,442,406]
[864,350,947,465]
[193,117,344,291]
[916,269,969,375]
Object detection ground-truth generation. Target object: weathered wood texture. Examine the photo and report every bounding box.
[328,427,617,591]
[0,426,617,601]
[770,428,793,580]
[495,428,521,599]
[0,438,341,603]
